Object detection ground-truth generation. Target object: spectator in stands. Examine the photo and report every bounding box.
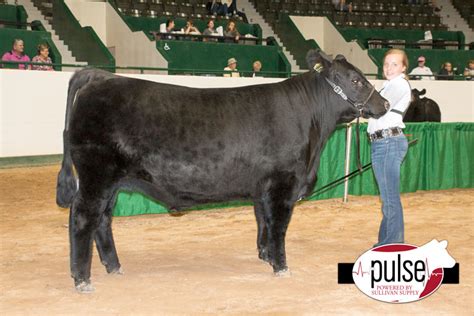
[31,43,54,71]
[409,56,434,80]
[437,62,454,80]
[333,0,352,13]
[184,19,200,35]
[224,20,240,43]
[1,39,31,70]
[223,57,240,77]
[227,0,247,21]
[208,1,229,16]
[252,60,262,77]
[163,18,177,40]
[463,60,474,80]
[203,19,219,42]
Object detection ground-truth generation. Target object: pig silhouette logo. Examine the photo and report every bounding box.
[352,239,456,303]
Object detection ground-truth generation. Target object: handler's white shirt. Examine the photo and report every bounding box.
[368,74,411,134]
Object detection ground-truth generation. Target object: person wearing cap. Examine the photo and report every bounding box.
[223,57,240,77]
[408,56,434,80]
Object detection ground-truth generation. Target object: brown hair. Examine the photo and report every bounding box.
[37,43,49,54]
[383,48,409,79]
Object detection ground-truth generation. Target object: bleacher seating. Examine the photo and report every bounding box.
[0,28,62,69]
[452,0,474,30]
[249,0,448,31]
[109,0,290,76]
[0,4,62,69]
[0,3,28,28]
[114,0,246,22]
[31,0,115,68]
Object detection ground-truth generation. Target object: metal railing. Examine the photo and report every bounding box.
[3,60,472,80]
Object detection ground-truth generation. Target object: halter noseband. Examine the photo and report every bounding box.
[313,62,375,111]
[314,62,375,173]
[324,77,376,111]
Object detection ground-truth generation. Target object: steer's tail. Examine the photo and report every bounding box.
[56,69,114,208]
[56,71,85,208]
[56,128,76,208]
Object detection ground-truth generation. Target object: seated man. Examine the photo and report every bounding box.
[223,57,240,77]
[409,56,435,80]
[252,60,262,77]
[2,39,31,70]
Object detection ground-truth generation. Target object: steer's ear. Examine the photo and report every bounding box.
[306,49,332,74]
[334,54,347,61]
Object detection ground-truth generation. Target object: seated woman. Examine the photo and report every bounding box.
[31,43,54,71]
[202,19,219,42]
[184,19,200,35]
[224,20,240,43]
[437,62,454,80]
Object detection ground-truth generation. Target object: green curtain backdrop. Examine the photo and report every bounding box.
[113,122,473,216]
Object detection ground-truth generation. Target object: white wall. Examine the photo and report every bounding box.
[65,0,167,72]
[290,16,378,76]
[0,70,472,157]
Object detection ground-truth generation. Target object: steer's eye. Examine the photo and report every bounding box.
[351,78,361,86]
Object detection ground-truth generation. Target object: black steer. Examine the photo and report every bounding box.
[404,88,441,122]
[56,50,388,292]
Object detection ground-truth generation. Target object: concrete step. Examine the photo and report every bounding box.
[16,0,86,66]
[238,0,301,72]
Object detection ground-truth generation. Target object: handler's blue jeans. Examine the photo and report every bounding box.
[371,134,408,246]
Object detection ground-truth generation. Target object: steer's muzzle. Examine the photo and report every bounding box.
[362,94,389,119]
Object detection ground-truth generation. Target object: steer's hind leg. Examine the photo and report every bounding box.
[69,191,109,293]
[258,174,297,275]
[253,200,269,263]
[95,197,122,275]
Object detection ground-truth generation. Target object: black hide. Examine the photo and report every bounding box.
[404,88,441,122]
[56,50,388,292]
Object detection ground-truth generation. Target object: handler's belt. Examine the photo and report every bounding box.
[369,127,403,142]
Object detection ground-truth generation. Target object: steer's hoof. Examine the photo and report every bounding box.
[258,250,272,265]
[110,267,124,275]
[75,281,95,293]
[274,267,291,278]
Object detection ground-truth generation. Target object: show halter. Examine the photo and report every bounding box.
[313,62,377,172]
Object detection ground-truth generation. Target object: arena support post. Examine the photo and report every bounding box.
[343,123,353,203]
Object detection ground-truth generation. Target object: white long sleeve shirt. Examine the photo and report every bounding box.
[368,74,411,134]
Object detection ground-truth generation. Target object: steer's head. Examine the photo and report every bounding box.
[306,50,388,121]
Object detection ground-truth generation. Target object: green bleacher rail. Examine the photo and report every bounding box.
[105,0,283,75]
[51,0,115,70]
[106,0,262,43]
[122,15,263,43]
[339,28,466,50]
[275,13,320,70]
[0,28,62,70]
[368,48,474,79]
[0,4,28,29]
[155,39,291,77]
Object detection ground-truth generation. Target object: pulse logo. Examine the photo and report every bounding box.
[352,239,456,303]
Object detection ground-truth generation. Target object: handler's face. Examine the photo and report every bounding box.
[383,53,406,80]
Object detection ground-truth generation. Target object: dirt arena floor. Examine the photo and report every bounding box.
[0,165,472,315]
